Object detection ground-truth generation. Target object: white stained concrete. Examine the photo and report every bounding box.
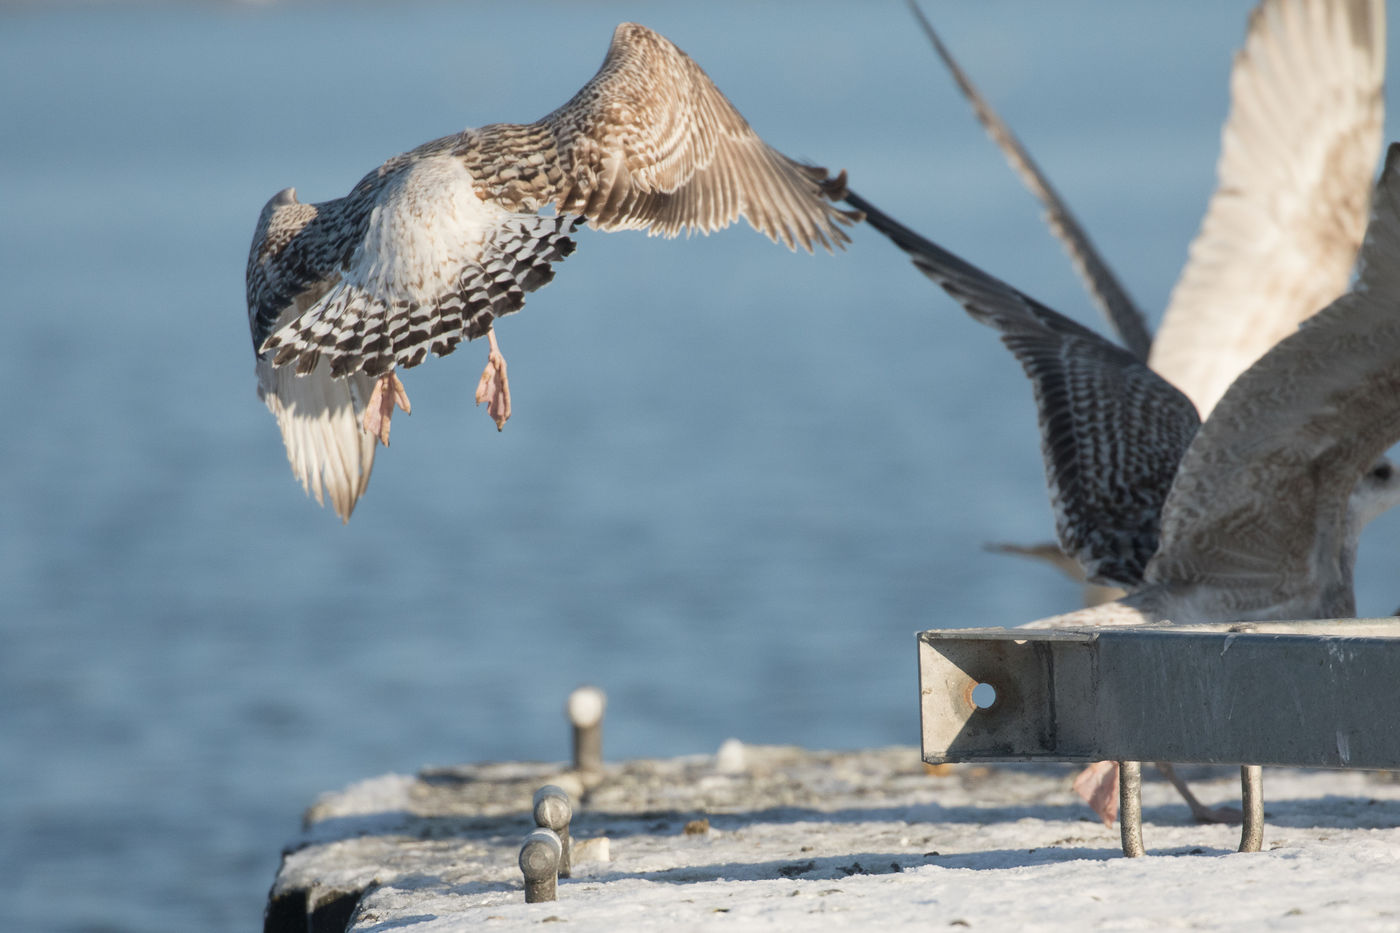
[266,745,1400,931]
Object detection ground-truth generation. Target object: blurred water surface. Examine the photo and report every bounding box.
[4,2,1399,929]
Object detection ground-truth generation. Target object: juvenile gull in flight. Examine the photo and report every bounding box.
[245,22,856,520]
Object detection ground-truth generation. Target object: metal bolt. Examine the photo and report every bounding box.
[1238,765,1264,853]
[567,685,606,775]
[519,828,562,903]
[1118,760,1145,857]
[533,784,573,878]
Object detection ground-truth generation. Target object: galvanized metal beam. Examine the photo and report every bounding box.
[918,620,1400,857]
[919,620,1400,768]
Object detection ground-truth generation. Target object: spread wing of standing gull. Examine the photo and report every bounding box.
[910,0,1385,413]
[245,22,858,521]
[1150,0,1386,415]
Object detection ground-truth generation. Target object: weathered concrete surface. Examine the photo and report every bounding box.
[264,744,1400,932]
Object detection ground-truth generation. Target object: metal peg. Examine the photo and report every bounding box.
[519,828,562,903]
[1238,765,1264,853]
[567,685,606,775]
[533,784,573,878]
[1118,760,1145,857]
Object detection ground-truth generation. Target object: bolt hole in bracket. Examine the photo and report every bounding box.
[917,620,1400,856]
[969,682,997,709]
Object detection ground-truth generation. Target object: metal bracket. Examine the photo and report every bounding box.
[917,620,1400,855]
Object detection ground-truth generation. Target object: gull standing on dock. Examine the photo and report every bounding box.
[846,140,1400,838]
[905,0,1387,821]
[245,22,856,521]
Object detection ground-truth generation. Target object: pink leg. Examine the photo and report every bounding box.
[362,372,411,446]
[474,329,512,431]
[1073,760,1120,827]
[1156,763,1243,824]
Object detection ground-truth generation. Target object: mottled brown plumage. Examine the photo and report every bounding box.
[245,22,855,520]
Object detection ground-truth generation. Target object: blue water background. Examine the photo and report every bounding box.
[4,2,1399,929]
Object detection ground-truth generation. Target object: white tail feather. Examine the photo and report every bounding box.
[256,358,377,522]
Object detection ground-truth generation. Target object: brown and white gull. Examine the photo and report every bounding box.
[245,22,856,521]
[845,138,1400,825]
[907,0,1388,820]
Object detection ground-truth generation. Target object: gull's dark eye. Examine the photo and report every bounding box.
[1372,462,1394,482]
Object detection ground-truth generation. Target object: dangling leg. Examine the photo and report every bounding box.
[475,328,511,431]
[362,372,411,446]
[1073,759,1121,826]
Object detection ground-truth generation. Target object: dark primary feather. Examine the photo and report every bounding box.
[905,0,1153,362]
[847,191,1200,586]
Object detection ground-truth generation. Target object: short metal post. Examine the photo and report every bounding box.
[519,828,562,903]
[1119,760,1145,857]
[533,784,573,878]
[567,685,606,775]
[1238,765,1264,852]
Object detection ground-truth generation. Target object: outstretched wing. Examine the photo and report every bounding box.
[849,192,1200,586]
[541,22,859,251]
[246,188,377,521]
[907,1,1153,362]
[259,21,852,382]
[1147,144,1400,601]
[1150,0,1385,415]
